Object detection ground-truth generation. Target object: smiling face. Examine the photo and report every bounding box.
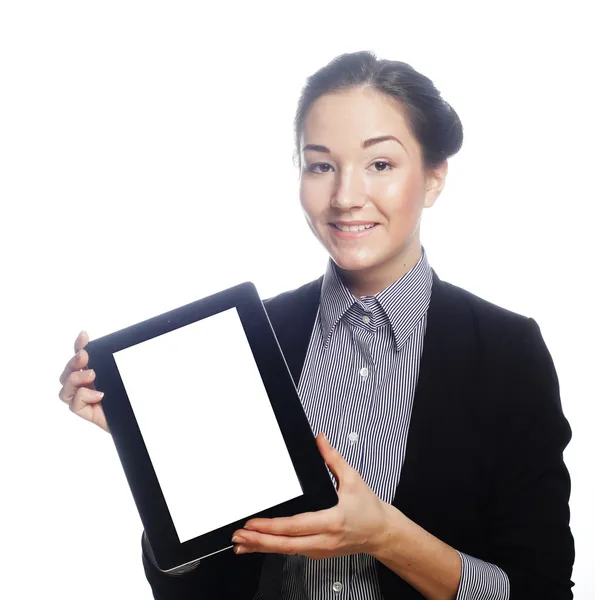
[299,86,447,296]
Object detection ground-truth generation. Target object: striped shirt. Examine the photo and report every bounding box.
[255,246,510,600]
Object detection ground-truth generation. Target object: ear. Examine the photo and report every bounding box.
[423,160,448,208]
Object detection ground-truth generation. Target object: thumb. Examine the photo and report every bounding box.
[316,432,350,482]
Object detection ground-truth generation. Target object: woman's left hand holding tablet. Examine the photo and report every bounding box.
[231,432,392,559]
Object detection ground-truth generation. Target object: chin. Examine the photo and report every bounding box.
[330,251,381,273]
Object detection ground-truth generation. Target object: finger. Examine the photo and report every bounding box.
[74,330,89,354]
[69,385,104,413]
[244,508,337,537]
[59,332,89,386]
[69,388,108,432]
[58,369,97,404]
[235,531,334,557]
[59,348,89,386]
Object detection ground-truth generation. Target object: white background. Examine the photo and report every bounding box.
[1,1,593,598]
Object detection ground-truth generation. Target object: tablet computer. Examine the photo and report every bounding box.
[84,281,338,573]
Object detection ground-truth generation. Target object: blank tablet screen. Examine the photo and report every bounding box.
[112,307,304,543]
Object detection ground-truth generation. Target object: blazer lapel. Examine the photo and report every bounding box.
[389,268,481,531]
[393,267,453,508]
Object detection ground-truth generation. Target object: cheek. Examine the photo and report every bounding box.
[299,180,325,221]
[371,173,424,219]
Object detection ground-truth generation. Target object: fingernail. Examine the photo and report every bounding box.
[321,432,328,442]
[97,391,104,399]
[232,536,245,544]
[235,545,244,554]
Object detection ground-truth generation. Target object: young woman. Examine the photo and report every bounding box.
[58,51,574,600]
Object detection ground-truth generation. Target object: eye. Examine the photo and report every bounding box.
[306,162,334,174]
[370,160,393,172]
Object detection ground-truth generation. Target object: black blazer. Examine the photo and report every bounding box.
[142,269,574,599]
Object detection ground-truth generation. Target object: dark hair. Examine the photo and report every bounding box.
[293,51,463,170]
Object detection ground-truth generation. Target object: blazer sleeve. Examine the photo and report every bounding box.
[141,531,264,600]
[482,317,575,599]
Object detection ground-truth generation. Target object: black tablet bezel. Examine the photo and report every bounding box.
[85,282,338,572]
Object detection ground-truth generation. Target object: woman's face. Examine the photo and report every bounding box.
[299,87,447,293]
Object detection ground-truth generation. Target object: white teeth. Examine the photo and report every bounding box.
[334,223,375,232]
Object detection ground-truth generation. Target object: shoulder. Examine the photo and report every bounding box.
[439,279,571,471]
[440,275,528,322]
[442,277,569,426]
[437,277,558,409]
[437,275,535,346]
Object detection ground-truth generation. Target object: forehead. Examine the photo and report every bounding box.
[302,87,415,148]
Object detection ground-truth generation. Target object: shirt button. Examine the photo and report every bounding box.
[359,367,369,378]
[348,431,358,443]
[362,315,370,324]
[332,581,343,593]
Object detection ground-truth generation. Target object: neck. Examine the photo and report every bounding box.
[336,243,422,298]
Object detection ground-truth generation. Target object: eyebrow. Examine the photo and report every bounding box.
[302,135,406,154]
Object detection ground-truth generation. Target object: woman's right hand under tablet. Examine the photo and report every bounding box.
[58,330,110,433]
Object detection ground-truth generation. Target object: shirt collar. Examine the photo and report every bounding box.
[319,245,433,350]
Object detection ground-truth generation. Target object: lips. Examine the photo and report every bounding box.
[331,223,376,232]
[328,222,378,238]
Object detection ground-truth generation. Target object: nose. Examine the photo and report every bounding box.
[330,166,366,210]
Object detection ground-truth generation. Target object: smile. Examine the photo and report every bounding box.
[328,223,378,239]
[331,223,376,232]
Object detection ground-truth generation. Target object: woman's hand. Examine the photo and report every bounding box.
[58,330,110,433]
[231,432,390,559]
